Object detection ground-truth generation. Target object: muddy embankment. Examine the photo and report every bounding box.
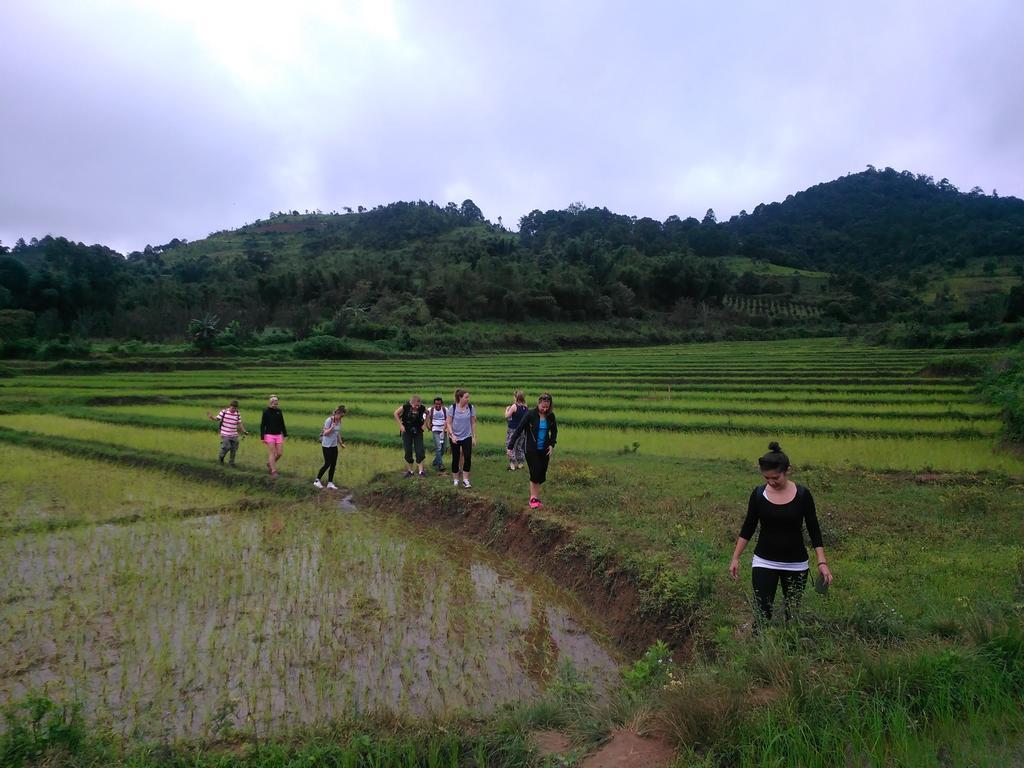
[361,481,695,658]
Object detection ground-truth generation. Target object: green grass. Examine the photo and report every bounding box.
[0,443,270,534]
[1,339,1022,766]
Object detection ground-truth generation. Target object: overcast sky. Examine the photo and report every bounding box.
[2,0,1022,255]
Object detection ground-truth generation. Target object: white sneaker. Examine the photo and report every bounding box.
[453,478,459,486]
[462,479,472,488]
[326,482,338,490]
[313,479,323,489]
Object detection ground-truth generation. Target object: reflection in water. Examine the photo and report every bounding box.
[0,510,618,740]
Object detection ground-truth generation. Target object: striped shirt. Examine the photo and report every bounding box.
[217,409,241,438]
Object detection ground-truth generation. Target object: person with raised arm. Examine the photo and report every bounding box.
[206,398,246,466]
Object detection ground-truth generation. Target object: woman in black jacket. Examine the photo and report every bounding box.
[506,393,557,509]
[260,395,288,476]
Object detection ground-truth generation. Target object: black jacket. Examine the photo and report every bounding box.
[507,408,557,452]
[260,407,287,438]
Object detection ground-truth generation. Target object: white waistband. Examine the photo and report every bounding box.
[752,555,808,572]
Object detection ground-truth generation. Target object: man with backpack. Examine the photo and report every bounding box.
[394,395,428,477]
[428,396,448,473]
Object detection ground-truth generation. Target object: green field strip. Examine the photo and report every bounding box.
[0,443,278,536]
[8,411,1020,474]
[203,393,995,420]
[0,417,402,489]
[5,378,979,399]
[82,402,1000,439]
[0,387,988,422]
[3,385,986,411]
[0,427,311,497]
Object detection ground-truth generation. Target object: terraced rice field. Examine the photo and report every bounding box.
[0,339,1011,475]
[0,446,617,740]
[0,338,1018,747]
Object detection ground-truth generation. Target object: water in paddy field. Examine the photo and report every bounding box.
[0,508,618,740]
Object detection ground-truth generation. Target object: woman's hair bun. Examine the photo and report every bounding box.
[768,441,782,452]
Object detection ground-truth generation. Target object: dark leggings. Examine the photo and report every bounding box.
[525,450,550,484]
[751,567,807,625]
[451,437,473,472]
[318,446,338,482]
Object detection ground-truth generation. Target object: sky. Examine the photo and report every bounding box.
[2,0,1022,255]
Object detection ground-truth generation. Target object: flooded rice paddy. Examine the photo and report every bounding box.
[1,506,618,740]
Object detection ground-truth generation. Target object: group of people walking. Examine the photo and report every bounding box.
[206,397,829,627]
[391,389,556,507]
[207,389,558,508]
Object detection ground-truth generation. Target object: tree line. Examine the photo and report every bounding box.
[1,169,1022,353]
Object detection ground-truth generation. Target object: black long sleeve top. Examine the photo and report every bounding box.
[739,484,823,563]
[260,407,287,438]
[507,408,557,452]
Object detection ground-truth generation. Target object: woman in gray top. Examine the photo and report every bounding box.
[314,405,346,490]
[446,388,477,488]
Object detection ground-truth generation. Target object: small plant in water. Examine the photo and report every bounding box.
[548,660,593,705]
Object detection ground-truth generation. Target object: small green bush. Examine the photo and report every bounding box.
[981,347,1024,443]
[292,334,357,359]
[917,356,986,377]
[0,695,84,768]
[623,640,674,693]
[940,485,991,516]
[34,338,91,360]
[0,338,39,359]
[255,325,294,344]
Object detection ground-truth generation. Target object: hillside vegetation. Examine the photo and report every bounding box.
[1,167,1023,357]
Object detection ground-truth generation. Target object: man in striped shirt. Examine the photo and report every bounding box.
[207,399,247,465]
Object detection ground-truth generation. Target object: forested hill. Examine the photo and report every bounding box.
[1,167,1023,354]
[726,167,1024,271]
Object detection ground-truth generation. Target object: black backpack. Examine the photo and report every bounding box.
[401,402,426,432]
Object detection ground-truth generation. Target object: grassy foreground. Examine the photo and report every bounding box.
[1,340,1023,766]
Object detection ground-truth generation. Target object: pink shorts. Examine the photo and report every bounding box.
[263,434,284,445]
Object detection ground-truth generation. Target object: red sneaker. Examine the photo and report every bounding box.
[529,498,542,509]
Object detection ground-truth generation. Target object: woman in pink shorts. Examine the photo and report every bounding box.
[260,395,287,475]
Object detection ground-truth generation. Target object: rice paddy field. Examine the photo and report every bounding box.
[1,338,1023,767]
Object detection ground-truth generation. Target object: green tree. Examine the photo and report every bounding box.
[187,313,220,354]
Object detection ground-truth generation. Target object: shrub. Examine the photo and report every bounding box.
[917,356,986,377]
[34,338,91,360]
[981,347,1024,443]
[656,668,747,752]
[558,459,600,487]
[844,598,907,641]
[623,640,674,693]
[0,338,39,359]
[940,485,991,516]
[255,326,294,345]
[292,334,356,359]
[0,695,84,768]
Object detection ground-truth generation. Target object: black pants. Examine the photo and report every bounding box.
[402,431,425,464]
[318,446,338,482]
[525,449,550,484]
[751,567,807,625]
[451,437,472,472]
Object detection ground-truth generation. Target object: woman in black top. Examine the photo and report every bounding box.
[394,395,427,477]
[729,442,833,627]
[506,393,557,509]
[260,395,288,476]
